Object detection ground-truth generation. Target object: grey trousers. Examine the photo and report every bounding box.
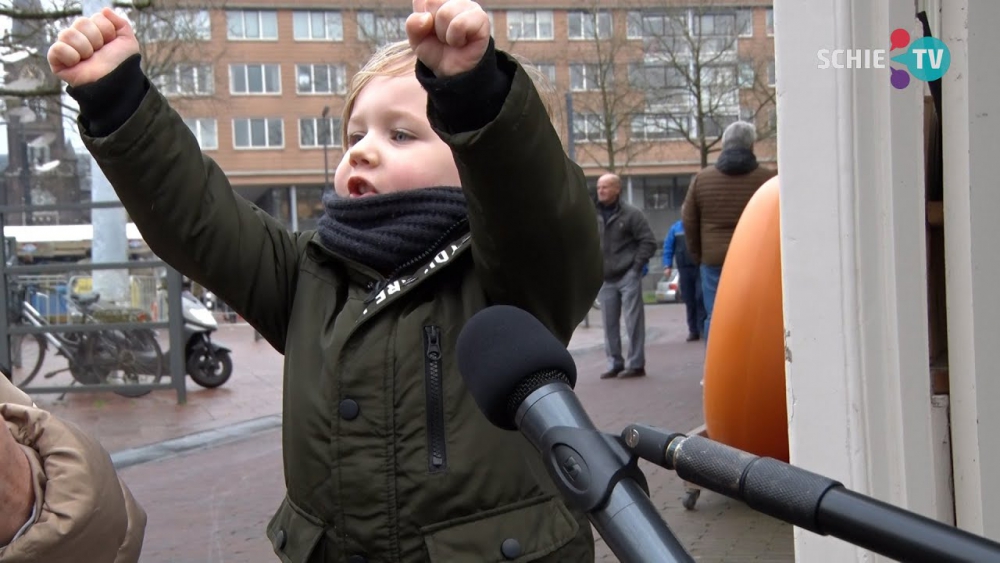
[598,269,645,371]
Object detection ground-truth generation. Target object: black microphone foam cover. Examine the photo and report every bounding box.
[457,305,578,430]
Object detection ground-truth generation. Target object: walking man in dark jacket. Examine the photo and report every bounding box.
[596,173,657,379]
[663,217,706,341]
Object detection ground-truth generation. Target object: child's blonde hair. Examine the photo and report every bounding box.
[341,40,561,147]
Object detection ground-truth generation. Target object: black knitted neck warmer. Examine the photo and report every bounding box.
[316,187,469,276]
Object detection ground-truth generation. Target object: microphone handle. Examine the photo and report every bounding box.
[591,478,695,563]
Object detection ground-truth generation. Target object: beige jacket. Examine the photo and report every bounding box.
[0,376,146,562]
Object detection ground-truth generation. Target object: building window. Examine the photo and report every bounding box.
[507,10,554,41]
[357,11,407,45]
[183,118,218,149]
[567,11,612,40]
[767,60,776,86]
[630,113,684,141]
[572,113,608,143]
[570,63,607,91]
[296,64,347,94]
[534,63,556,84]
[230,64,281,94]
[700,114,739,138]
[766,8,774,36]
[155,64,213,96]
[737,9,753,37]
[299,117,342,148]
[233,118,284,149]
[140,10,211,42]
[293,11,343,41]
[738,62,755,88]
[226,10,278,40]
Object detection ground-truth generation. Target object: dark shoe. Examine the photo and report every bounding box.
[686,333,701,342]
[618,368,646,378]
[600,369,622,379]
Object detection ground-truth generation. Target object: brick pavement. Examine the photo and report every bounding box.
[22,303,795,562]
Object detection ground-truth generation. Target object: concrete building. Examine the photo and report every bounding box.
[143,1,776,241]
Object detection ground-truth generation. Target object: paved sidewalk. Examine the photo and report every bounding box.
[22,303,795,562]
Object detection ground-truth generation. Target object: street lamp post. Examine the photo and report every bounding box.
[321,106,331,192]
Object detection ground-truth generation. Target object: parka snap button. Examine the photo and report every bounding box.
[346,556,367,563]
[272,528,287,550]
[339,399,360,420]
[501,538,522,559]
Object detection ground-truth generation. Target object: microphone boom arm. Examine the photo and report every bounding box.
[621,424,1000,563]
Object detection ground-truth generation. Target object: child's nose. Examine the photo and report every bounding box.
[348,139,378,168]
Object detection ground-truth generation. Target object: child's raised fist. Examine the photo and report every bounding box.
[47,8,140,88]
[406,0,491,78]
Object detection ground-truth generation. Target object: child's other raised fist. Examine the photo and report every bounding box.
[406,0,490,78]
[47,8,140,88]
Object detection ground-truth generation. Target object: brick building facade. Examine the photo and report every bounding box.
[143,1,776,241]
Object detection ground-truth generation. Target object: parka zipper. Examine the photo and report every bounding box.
[423,325,448,473]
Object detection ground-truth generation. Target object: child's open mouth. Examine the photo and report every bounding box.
[347,177,376,198]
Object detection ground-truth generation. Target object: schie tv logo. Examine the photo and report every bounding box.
[816,28,951,90]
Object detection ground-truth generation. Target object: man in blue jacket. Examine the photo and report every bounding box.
[663,218,706,341]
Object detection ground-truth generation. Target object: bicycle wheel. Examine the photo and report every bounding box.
[9,333,46,388]
[112,329,165,398]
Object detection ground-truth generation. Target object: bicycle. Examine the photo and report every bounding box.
[7,284,165,398]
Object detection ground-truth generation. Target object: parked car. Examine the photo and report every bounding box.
[655,269,682,303]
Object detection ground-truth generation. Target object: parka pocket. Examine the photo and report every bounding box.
[423,325,448,473]
[266,496,327,563]
[421,496,580,562]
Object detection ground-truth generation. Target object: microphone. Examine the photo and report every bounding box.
[457,305,694,563]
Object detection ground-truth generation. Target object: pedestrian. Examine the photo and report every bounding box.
[595,173,657,379]
[663,217,706,341]
[24,1,602,561]
[682,121,776,341]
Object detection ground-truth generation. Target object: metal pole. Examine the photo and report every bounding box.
[289,185,298,232]
[166,266,186,404]
[566,92,589,328]
[322,106,331,192]
[83,0,130,306]
[566,92,576,161]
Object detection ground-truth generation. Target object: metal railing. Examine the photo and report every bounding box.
[0,199,188,404]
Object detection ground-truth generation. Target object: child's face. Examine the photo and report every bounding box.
[333,72,461,198]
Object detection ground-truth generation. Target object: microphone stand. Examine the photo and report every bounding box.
[621,424,1000,563]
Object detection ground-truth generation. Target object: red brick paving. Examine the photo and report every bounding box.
[24,304,796,562]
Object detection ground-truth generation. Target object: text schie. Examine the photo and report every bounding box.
[816,49,947,70]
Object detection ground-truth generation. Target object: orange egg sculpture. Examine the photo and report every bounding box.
[702,176,788,462]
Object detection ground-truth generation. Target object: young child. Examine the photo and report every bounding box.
[37,1,602,561]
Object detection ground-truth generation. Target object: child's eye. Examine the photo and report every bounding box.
[347,132,365,146]
[392,130,415,142]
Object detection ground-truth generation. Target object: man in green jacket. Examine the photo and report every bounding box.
[28,1,603,561]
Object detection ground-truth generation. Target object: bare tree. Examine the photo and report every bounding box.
[560,3,654,175]
[629,1,776,167]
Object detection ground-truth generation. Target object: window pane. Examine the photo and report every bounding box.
[245,12,259,37]
[247,64,263,92]
[296,65,311,92]
[264,65,280,92]
[235,119,249,146]
[261,12,278,38]
[201,119,217,148]
[251,119,266,146]
[231,65,246,92]
[568,14,581,38]
[311,13,323,38]
[300,118,315,146]
[293,12,309,39]
[314,65,329,92]
[326,13,342,40]
[268,119,283,146]
[226,11,243,38]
